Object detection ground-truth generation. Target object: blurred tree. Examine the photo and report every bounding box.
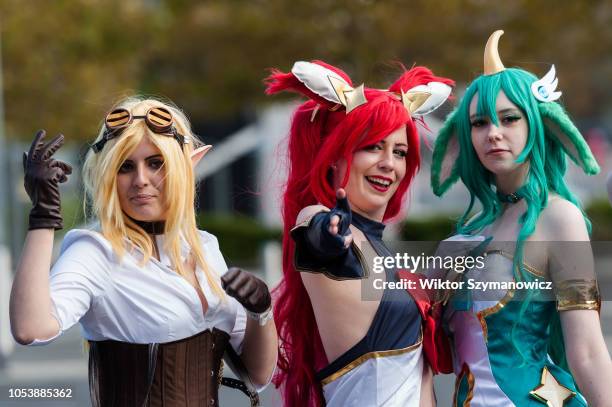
[0,0,611,142]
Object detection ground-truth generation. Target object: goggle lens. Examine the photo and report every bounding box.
[106,109,131,129]
[146,107,173,132]
[92,106,188,153]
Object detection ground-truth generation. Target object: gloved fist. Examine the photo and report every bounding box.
[221,267,272,314]
[23,130,73,230]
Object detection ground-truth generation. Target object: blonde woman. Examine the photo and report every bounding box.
[10,97,277,406]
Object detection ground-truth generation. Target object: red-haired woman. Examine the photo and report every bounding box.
[266,61,454,406]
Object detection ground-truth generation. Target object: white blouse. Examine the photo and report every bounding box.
[28,228,246,355]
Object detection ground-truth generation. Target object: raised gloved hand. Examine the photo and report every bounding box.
[305,188,353,258]
[221,267,272,314]
[23,130,73,230]
[325,188,353,248]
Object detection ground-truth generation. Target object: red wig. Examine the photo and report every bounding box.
[266,61,453,406]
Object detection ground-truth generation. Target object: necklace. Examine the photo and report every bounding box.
[497,189,525,204]
[130,218,166,235]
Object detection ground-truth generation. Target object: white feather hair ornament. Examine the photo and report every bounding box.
[291,61,451,120]
[531,65,562,102]
[402,82,452,117]
[291,61,367,113]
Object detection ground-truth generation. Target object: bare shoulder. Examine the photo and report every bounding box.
[541,196,584,224]
[294,204,330,228]
[539,196,589,241]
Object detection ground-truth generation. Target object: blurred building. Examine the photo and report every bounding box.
[199,101,612,227]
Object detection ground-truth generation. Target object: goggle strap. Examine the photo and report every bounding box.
[92,109,189,153]
[91,138,106,153]
[91,132,188,153]
[173,131,187,146]
[90,128,119,153]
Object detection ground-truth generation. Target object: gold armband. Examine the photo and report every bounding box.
[555,279,600,312]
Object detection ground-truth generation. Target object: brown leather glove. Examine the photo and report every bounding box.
[221,267,272,314]
[23,130,73,230]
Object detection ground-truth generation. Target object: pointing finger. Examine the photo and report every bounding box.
[335,190,351,214]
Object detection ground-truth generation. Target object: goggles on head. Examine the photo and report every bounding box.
[91,106,189,153]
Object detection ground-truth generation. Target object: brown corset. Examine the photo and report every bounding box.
[89,329,229,407]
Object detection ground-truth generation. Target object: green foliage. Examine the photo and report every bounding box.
[1,1,610,142]
[400,216,456,241]
[399,199,612,241]
[26,195,612,263]
[191,203,610,253]
[586,199,612,240]
[196,212,281,266]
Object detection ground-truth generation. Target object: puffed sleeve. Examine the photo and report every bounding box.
[27,230,111,346]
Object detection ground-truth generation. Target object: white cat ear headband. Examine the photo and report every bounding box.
[291,61,452,118]
[485,30,562,103]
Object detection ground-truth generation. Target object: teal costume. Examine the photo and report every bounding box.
[431,31,602,407]
[445,246,587,406]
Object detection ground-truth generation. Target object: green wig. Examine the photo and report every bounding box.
[431,37,600,368]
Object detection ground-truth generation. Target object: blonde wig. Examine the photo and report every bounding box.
[82,96,224,298]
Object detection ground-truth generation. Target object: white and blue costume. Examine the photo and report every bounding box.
[292,211,424,406]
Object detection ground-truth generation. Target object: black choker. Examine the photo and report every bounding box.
[131,218,166,235]
[497,189,525,204]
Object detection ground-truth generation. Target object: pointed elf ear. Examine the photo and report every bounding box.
[539,103,600,175]
[190,145,212,168]
[431,109,461,196]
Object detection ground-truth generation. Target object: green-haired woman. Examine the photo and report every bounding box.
[431,31,611,406]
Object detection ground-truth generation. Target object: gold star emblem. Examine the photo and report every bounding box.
[529,367,576,407]
[401,90,431,115]
[327,76,367,113]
